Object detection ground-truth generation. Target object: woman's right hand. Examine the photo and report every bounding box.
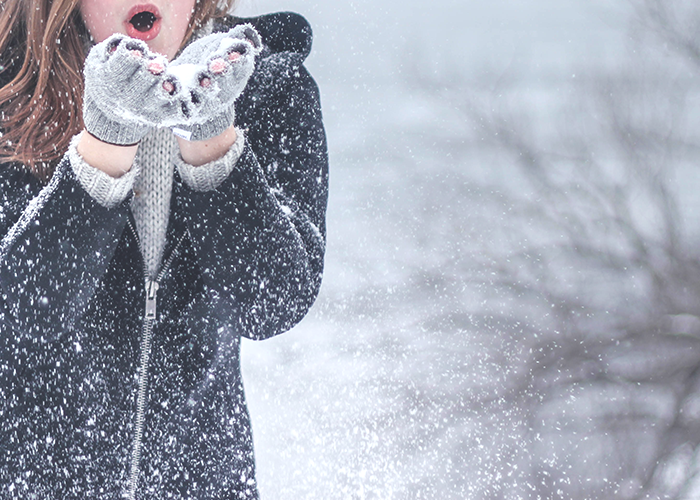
[82,34,191,146]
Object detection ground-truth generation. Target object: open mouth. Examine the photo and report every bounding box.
[131,11,157,32]
[125,5,161,41]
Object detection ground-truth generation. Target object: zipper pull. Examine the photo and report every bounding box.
[145,280,159,320]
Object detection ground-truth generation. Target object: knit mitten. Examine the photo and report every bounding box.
[83,35,192,146]
[169,24,262,142]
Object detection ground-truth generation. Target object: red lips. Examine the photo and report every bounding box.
[124,4,161,41]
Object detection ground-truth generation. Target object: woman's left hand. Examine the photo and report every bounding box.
[168,24,262,143]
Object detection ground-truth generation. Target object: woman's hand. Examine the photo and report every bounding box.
[168,24,262,143]
[82,34,191,146]
[78,26,262,174]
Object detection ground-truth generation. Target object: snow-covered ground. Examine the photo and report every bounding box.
[235,0,633,497]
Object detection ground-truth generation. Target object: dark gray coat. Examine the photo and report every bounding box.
[0,12,328,500]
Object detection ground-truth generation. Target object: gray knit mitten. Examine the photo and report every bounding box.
[169,24,262,142]
[83,35,192,145]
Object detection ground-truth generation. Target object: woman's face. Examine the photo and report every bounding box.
[79,0,197,60]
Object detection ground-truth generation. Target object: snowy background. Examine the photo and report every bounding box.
[234,0,700,498]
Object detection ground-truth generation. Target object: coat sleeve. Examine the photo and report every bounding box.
[175,60,329,340]
[0,158,131,340]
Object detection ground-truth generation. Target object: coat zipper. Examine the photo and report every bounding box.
[125,218,186,500]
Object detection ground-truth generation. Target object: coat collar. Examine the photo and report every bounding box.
[221,12,313,63]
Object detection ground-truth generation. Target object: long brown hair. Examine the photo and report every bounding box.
[0,0,237,182]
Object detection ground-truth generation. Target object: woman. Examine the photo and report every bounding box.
[0,0,328,498]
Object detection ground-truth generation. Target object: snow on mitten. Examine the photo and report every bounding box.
[83,35,191,146]
[168,24,262,142]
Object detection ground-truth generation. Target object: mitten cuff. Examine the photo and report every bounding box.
[68,133,140,208]
[83,96,152,146]
[171,107,236,143]
[176,128,245,192]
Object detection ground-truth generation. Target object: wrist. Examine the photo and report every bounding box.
[76,130,139,178]
[82,95,152,147]
[177,125,238,166]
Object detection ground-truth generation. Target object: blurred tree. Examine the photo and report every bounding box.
[432,0,700,498]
